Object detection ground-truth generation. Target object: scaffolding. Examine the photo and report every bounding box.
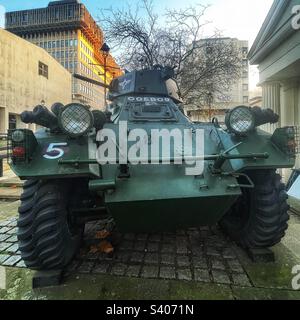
[5,0,121,76]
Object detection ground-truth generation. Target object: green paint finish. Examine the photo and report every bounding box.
[107,195,237,232]
[7,67,296,233]
[105,164,240,232]
[10,129,100,179]
[218,129,295,172]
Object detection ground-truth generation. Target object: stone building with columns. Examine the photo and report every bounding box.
[248,0,300,174]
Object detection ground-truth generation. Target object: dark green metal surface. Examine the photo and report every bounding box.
[8,66,297,232]
[9,129,100,179]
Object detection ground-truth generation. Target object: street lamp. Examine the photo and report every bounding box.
[100,43,110,107]
[88,43,121,108]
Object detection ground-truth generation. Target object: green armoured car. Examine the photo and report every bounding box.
[8,66,298,270]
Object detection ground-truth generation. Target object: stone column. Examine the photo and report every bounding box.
[261,82,281,132]
[280,79,299,127]
[0,107,5,133]
[279,78,300,181]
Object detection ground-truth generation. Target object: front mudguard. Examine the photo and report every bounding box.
[218,128,295,172]
[9,129,100,180]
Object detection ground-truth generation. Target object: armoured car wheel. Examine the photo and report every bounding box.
[17,180,83,270]
[220,170,289,248]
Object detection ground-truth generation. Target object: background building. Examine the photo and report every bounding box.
[248,0,300,178]
[249,87,263,107]
[186,38,249,123]
[0,28,71,133]
[5,0,122,110]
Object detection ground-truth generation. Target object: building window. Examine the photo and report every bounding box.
[55,8,59,20]
[243,96,248,104]
[242,47,248,56]
[22,13,28,24]
[68,6,74,18]
[9,114,17,130]
[38,61,48,79]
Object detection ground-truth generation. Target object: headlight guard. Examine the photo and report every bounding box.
[58,103,94,137]
[225,106,255,135]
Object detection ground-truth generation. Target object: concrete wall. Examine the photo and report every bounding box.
[0,28,72,133]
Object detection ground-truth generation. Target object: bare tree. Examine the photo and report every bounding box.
[98,0,243,108]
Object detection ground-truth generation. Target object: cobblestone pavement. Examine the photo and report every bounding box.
[72,222,252,287]
[0,217,251,287]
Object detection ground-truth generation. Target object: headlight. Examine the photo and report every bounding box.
[11,130,25,143]
[59,103,94,137]
[225,106,255,135]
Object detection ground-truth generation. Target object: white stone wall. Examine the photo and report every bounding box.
[261,79,300,181]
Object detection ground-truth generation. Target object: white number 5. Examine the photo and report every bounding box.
[43,143,68,160]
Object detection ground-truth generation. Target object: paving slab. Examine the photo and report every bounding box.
[0,201,19,223]
[232,286,300,300]
[234,244,299,290]
[288,196,300,216]
[282,214,300,260]
[0,212,300,300]
[0,187,22,201]
[0,177,23,188]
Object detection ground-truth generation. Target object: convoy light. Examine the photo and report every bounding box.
[225,106,255,135]
[59,103,94,137]
[11,130,25,143]
[12,146,25,158]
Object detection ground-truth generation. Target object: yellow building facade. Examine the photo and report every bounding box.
[5,0,122,110]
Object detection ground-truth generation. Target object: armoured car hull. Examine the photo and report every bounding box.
[7,66,299,270]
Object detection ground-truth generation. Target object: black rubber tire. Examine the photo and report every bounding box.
[17,180,83,270]
[220,170,290,249]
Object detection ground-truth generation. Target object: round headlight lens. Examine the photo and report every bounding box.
[11,130,25,143]
[226,106,255,135]
[59,103,93,137]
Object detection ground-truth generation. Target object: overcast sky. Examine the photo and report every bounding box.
[0,0,274,89]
